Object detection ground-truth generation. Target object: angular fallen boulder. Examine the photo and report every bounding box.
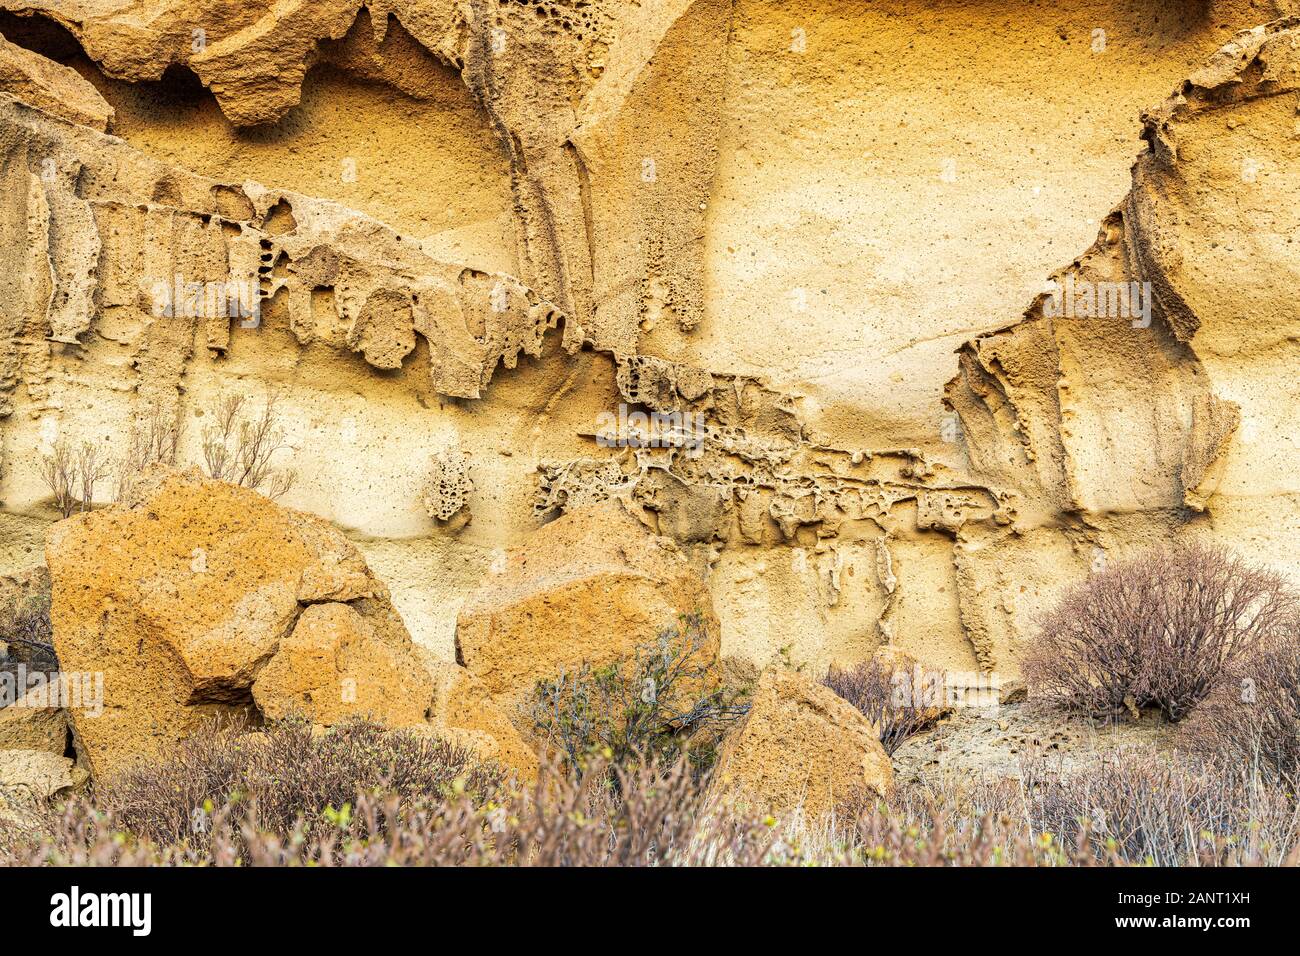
[455,500,721,711]
[0,34,114,131]
[0,675,70,752]
[253,601,433,727]
[47,468,532,781]
[424,660,539,783]
[711,667,893,820]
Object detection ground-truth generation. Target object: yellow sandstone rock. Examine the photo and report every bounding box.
[0,675,68,752]
[455,500,721,711]
[1,1,1298,736]
[0,33,112,130]
[0,749,79,805]
[711,667,893,820]
[253,601,433,727]
[46,468,531,781]
[424,659,539,783]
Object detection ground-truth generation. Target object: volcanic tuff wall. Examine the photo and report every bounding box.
[0,0,1297,678]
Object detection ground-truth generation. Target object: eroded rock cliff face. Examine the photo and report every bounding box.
[0,0,1296,686]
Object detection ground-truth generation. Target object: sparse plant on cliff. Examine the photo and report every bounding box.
[114,406,184,502]
[38,439,110,518]
[1020,542,1297,721]
[530,613,749,780]
[75,442,110,514]
[823,655,949,755]
[200,391,296,499]
[38,440,77,518]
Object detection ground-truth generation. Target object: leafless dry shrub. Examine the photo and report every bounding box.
[7,705,1300,867]
[114,406,184,502]
[0,743,771,866]
[0,584,56,683]
[1020,542,1297,721]
[201,391,296,498]
[91,716,500,858]
[38,439,110,518]
[822,657,948,755]
[37,440,77,519]
[74,442,109,513]
[1182,627,1300,787]
[477,759,773,866]
[947,751,1293,865]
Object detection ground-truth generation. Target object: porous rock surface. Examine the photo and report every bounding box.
[0,1,1296,705]
[892,703,1172,786]
[455,499,721,710]
[0,748,77,807]
[44,469,531,780]
[0,675,68,752]
[711,666,893,819]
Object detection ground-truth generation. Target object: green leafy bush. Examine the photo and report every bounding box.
[530,612,748,779]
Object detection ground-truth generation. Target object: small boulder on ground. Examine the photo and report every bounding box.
[711,667,893,820]
[0,749,80,809]
[0,675,69,752]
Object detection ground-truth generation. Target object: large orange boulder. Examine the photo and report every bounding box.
[46,469,531,781]
[455,501,721,712]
